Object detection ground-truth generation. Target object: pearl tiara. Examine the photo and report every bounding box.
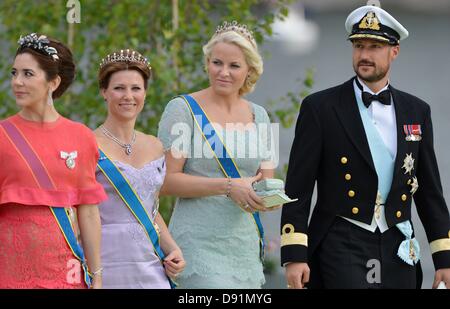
[99,49,151,69]
[214,21,256,47]
[17,33,59,61]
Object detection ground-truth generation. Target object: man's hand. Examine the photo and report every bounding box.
[433,268,450,289]
[285,262,310,289]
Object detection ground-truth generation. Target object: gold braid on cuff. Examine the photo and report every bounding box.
[430,238,450,254]
[281,224,308,247]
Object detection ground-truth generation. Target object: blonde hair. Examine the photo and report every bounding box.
[203,30,263,96]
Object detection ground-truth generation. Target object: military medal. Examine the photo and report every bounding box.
[407,176,419,195]
[403,124,422,141]
[375,191,383,206]
[60,151,78,169]
[402,153,415,175]
[409,240,416,261]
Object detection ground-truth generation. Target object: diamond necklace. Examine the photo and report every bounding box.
[100,125,136,155]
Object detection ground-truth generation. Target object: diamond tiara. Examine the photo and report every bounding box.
[99,49,151,69]
[214,21,256,47]
[17,33,59,61]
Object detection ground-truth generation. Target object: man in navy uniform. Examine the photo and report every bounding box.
[281,2,450,288]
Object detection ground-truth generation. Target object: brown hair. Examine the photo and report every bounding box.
[15,36,76,99]
[98,50,152,90]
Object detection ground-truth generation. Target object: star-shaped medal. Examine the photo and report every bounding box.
[402,153,415,175]
[407,176,419,195]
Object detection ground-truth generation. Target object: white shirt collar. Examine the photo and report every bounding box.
[355,77,390,96]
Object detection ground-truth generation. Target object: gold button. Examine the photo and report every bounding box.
[348,190,355,198]
[345,174,352,181]
[341,157,348,164]
[401,194,407,201]
[396,211,402,218]
[352,207,359,214]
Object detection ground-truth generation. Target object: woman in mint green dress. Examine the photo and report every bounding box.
[158,22,279,288]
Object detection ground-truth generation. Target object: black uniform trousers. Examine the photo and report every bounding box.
[309,217,420,289]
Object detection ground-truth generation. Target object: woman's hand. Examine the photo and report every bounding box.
[265,204,283,211]
[77,204,102,289]
[163,248,186,280]
[229,172,267,213]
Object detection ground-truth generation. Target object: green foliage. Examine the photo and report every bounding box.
[263,256,277,275]
[0,0,312,224]
[267,68,314,193]
[0,0,294,129]
[267,67,314,129]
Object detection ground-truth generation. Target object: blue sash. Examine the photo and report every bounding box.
[50,207,92,286]
[179,94,265,261]
[97,149,176,288]
[0,119,91,287]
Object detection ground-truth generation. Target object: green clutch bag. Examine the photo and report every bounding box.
[252,179,298,208]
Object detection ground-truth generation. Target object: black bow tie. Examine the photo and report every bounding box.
[362,90,391,108]
[354,77,391,108]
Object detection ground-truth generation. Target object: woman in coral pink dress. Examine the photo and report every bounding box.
[0,33,107,288]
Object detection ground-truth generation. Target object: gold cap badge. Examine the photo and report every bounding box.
[358,11,380,30]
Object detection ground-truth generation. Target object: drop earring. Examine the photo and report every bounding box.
[246,74,251,85]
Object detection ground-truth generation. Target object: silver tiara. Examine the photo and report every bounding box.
[18,33,59,61]
[99,49,151,69]
[214,21,256,47]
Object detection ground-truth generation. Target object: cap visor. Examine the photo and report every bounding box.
[348,33,390,43]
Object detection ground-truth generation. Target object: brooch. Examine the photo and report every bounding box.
[60,151,78,170]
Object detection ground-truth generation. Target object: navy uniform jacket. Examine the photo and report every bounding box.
[281,77,450,270]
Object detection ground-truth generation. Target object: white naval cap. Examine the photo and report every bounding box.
[345,3,409,45]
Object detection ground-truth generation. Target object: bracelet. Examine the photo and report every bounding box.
[226,177,232,197]
[90,267,103,277]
